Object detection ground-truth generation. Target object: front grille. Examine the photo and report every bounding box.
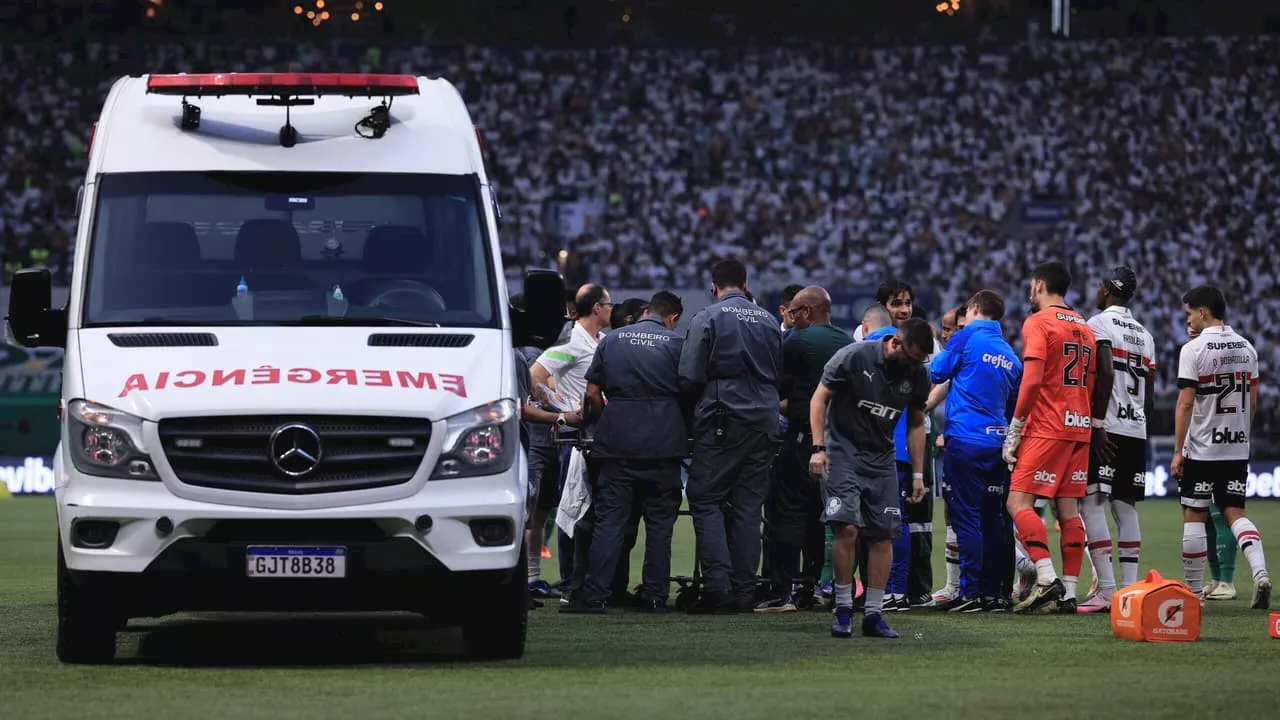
[157,415,432,494]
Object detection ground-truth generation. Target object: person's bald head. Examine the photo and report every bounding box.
[785,285,832,330]
[861,304,892,337]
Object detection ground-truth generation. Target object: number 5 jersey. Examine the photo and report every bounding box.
[1087,305,1157,440]
[1176,325,1260,462]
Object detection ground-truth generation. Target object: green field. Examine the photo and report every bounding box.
[2,497,1278,719]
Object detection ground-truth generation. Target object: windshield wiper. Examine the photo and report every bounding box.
[289,316,442,328]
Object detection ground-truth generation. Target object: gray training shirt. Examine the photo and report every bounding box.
[585,317,687,460]
[821,339,930,467]
[678,290,783,439]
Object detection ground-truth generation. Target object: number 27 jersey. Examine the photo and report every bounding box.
[1020,306,1097,442]
[1176,325,1259,461]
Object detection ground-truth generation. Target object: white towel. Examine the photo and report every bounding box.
[555,447,590,538]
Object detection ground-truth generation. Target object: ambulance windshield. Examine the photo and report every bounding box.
[82,171,501,329]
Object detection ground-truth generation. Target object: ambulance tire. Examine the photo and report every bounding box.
[458,544,528,661]
[56,538,118,665]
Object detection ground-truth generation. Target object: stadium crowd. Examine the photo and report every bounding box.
[1,35,1277,432]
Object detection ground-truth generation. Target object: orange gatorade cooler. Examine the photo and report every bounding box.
[1110,570,1201,643]
[1269,612,1280,639]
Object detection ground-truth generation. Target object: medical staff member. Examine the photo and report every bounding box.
[678,259,783,614]
[562,292,687,613]
[930,290,1022,611]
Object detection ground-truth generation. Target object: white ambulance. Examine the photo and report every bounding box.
[5,73,567,663]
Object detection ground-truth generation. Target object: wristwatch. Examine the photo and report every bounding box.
[810,445,827,454]
[556,413,567,429]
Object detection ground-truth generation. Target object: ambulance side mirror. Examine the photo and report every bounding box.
[513,269,567,350]
[7,268,67,349]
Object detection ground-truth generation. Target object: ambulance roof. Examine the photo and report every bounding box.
[93,74,485,178]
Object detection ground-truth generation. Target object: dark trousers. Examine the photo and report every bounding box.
[905,460,935,598]
[686,424,774,605]
[765,434,825,595]
[944,440,1014,598]
[584,459,683,604]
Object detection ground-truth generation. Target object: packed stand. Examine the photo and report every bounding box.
[0,36,1277,432]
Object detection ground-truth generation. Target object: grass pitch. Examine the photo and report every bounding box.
[2,497,1278,720]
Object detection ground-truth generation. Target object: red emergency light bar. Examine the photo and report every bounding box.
[146,73,420,97]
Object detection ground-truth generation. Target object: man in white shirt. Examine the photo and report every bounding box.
[530,283,613,594]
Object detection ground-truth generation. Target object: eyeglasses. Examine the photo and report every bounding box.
[786,305,812,317]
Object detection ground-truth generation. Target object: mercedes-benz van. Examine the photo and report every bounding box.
[5,72,566,663]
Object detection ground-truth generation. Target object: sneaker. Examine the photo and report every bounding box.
[884,595,910,613]
[831,607,854,638]
[908,593,936,608]
[861,612,900,638]
[527,595,543,610]
[1207,582,1237,601]
[541,545,552,560]
[932,585,960,605]
[1054,598,1078,614]
[982,596,1012,613]
[754,596,798,613]
[1203,580,1220,597]
[936,596,983,613]
[1013,578,1066,614]
[559,598,606,614]
[641,599,673,613]
[1076,591,1113,614]
[687,594,739,615]
[1251,576,1272,610]
[528,579,562,599]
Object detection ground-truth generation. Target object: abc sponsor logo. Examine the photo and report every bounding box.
[1070,470,1089,485]
[1063,410,1092,429]
[1034,469,1057,485]
[1211,427,1247,445]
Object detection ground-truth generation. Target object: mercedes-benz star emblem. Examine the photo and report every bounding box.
[269,423,323,477]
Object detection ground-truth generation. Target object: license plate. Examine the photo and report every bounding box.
[246,546,347,578]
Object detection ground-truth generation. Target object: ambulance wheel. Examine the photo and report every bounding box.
[458,546,528,661]
[56,539,118,664]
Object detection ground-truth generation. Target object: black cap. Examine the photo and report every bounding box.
[1103,266,1137,300]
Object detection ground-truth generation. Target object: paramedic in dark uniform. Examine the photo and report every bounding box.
[810,318,933,639]
[562,292,687,613]
[678,259,783,614]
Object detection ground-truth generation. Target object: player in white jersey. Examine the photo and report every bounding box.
[1172,285,1271,609]
[1076,267,1155,613]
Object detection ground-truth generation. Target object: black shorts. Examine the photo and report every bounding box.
[1088,433,1147,503]
[528,445,561,511]
[1179,458,1248,511]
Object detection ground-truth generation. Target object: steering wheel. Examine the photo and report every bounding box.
[366,280,448,313]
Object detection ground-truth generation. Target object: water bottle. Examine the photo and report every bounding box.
[236,276,249,297]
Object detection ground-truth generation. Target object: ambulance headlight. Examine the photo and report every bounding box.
[67,400,157,480]
[430,399,517,480]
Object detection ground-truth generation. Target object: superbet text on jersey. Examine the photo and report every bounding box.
[1177,325,1259,461]
[1087,306,1156,439]
[1021,306,1098,441]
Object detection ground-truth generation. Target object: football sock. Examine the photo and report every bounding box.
[1060,516,1086,599]
[834,582,853,609]
[1231,518,1270,582]
[1081,494,1116,594]
[1182,522,1208,593]
[1014,508,1057,584]
[1213,506,1237,580]
[944,525,960,589]
[820,526,835,586]
[527,539,541,582]
[1111,500,1142,587]
[865,587,886,615]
